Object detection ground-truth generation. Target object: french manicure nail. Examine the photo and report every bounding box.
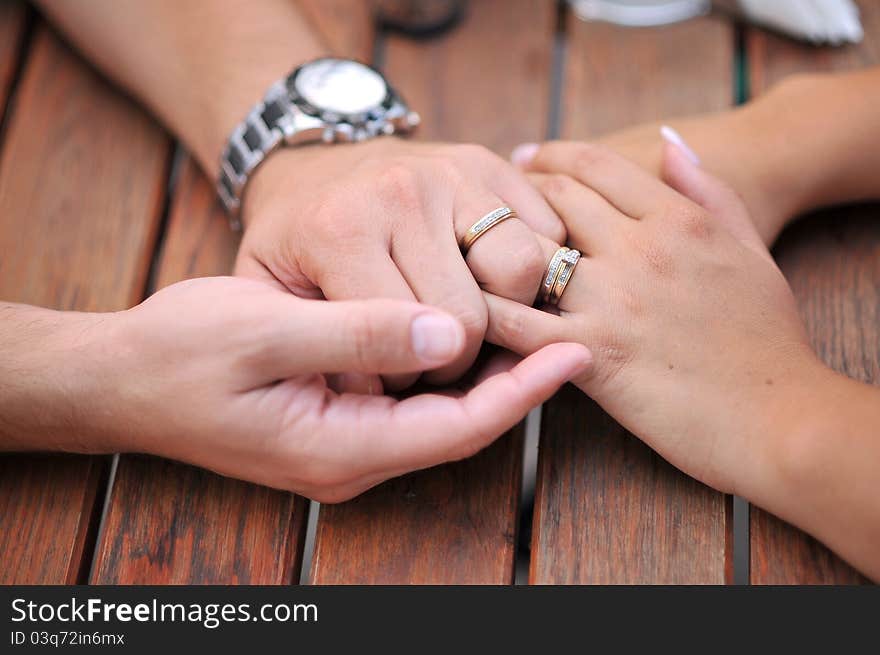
[411,313,462,363]
[511,142,539,167]
[660,125,700,166]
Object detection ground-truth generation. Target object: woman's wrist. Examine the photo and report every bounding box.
[747,358,860,532]
[749,364,880,578]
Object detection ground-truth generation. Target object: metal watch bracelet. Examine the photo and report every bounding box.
[217,60,417,230]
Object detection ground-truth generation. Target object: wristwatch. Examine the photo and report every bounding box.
[217,57,420,226]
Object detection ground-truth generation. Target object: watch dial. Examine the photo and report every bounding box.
[295,59,388,115]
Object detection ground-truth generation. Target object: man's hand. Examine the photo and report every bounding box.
[237,138,566,389]
[0,277,590,503]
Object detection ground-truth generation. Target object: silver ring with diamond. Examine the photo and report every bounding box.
[460,206,517,254]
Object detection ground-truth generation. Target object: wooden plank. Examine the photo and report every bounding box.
[748,0,879,585]
[90,0,373,584]
[0,23,170,583]
[0,0,27,115]
[530,14,735,584]
[310,0,557,584]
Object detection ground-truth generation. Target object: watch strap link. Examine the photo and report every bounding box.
[217,80,292,228]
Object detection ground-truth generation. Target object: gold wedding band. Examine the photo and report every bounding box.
[549,248,580,305]
[540,246,581,306]
[540,247,570,304]
[460,206,516,254]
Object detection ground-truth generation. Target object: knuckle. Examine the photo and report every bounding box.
[621,228,677,278]
[656,201,711,241]
[347,311,383,370]
[452,300,488,341]
[538,173,576,199]
[640,240,676,277]
[675,204,712,240]
[374,161,424,213]
[433,154,464,183]
[545,217,568,246]
[492,303,529,346]
[572,142,614,177]
[311,193,369,243]
[508,238,546,298]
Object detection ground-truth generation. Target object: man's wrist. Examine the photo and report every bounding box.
[198,50,329,177]
[0,306,128,453]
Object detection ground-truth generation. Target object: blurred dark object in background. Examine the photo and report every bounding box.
[376,0,467,38]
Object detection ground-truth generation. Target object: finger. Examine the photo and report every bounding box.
[530,231,599,314]
[346,342,592,475]
[527,173,628,255]
[391,226,488,385]
[483,291,581,356]
[661,140,769,256]
[456,195,548,305]
[524,141,679,220]
[258,297,466,379]
[487,155,568,243]
[315,247,421,390]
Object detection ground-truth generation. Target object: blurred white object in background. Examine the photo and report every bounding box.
[568,0,864,45]
[569,0,709,26]
[731,0,863,45]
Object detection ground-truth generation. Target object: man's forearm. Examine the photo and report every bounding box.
[35,0,328,176]
[0,303,119,453]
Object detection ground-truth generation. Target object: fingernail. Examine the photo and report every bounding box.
[411,313,463,363]
[660,125,700,166]
[511,142,539,167]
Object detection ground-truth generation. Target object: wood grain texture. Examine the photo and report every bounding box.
[310,0,556,584]
[748,0,878,585]
[90,1,374,584]
[0,0,27,116]
[0,24,170,583]
[530,14,734,584]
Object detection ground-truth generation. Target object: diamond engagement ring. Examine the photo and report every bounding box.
[540,247,570,304]
[540,246,581,305]
[549,248,581,306]
[460,206,517,254]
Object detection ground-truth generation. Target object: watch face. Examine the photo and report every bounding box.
[294,59,388,116]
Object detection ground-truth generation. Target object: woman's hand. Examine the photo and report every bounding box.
[238,138,566,391]
[80,277,588,502]
[488,138,829,499]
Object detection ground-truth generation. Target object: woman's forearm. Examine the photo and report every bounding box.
[758,371,880,581]
[601,66,880,244]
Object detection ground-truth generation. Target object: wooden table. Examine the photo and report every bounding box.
[0,0,876,585]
